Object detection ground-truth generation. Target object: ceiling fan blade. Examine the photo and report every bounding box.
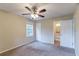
[22,13,30,15]
[39,9,46,13]
[38,14,45,17]
[25,6,31,11]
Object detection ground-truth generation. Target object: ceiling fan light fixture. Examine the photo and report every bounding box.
[23,6,46,20]
[31,14,38,19]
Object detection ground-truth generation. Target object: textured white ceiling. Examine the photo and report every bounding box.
[0,3,77,20]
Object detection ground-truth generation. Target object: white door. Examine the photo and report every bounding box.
[60,20,74,48]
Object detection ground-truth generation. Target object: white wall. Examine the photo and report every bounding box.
[36,17,74,48]
[74,5,79,56]
[36,20,54,44]
[36,23,41,41]
[0,10,35,53]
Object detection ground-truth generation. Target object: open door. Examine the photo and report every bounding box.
[60,20,74,48]
[54,21,61,47]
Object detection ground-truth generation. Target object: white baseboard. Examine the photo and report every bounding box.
[0,43,26,54]
[36,40,54,45]
[0,40,35,54]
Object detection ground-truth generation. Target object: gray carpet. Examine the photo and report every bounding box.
[0,41,75,56]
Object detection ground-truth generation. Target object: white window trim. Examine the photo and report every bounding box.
[26,23,33,37]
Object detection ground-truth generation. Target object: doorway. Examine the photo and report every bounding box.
[54,19,74,48]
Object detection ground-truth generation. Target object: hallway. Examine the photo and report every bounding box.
[0,41,75,56]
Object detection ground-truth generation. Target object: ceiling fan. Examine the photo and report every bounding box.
[22,6,46,19]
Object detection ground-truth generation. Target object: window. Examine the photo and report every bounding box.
[26,23,33,37]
